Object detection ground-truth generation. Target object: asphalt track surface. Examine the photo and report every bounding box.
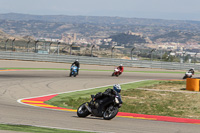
[0,60,200,133]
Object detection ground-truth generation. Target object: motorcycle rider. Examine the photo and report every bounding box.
[92,84,123,109]
[183,68,195,79]
[117,64,124,75]
[188,68,195,75]
[71,59,80,75]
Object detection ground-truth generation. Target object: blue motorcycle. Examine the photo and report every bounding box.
[69,65,78,77]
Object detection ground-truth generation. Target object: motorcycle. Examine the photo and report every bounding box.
[112,68,121,77]
[69,65,78,77]
[77,95,121,120]
[183,72,193,79]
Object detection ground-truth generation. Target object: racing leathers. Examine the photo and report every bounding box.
[117,66,124,75]
[71,61,80,74]
[188,69,194,75]
[93,88,123,109]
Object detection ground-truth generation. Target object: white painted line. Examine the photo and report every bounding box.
[33,124,115,133]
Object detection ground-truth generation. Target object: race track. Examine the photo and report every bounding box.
[0,60,200,133]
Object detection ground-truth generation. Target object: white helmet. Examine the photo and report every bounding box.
[120,64,123,66]
[113,84,121,93]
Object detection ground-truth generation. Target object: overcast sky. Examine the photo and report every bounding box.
[0,0,200,20]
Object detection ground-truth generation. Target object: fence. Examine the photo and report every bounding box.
[0,51,199,70]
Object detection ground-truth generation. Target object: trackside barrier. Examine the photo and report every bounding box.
[186,78,200,91]
[0,51,200,70]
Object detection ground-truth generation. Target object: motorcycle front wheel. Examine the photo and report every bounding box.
[69,72,72,77]
[103,105,118,120]
[111,72,115,76]
[183,75,187,79]
[74,72,77,77]
[77,103,90,117]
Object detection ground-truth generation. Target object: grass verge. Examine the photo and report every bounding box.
[0,124,94,133]
[45,80,164,109]
[46,80,200,119]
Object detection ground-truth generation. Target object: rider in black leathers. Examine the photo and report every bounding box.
[188,68,195,75]
[71,59,80,75]
[93,84,122,109]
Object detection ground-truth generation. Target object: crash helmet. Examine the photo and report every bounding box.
[75,59,78,62]
[113,84,121,93]
[120,64,123,67]
[189,68,194,72]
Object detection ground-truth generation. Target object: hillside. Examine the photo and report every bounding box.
[0,29,31,41]
[109,32,148,45]
[152,31,200,43]
[0,30,14,40]
[0,13,200,44]
[1,13,200,27]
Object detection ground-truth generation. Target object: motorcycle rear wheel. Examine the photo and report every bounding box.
[103,105,118,120]
[77,103,90,117]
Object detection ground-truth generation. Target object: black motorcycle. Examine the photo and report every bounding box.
[77,95,121,120]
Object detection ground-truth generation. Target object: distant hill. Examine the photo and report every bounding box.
[1,13,200,27]
[0,29,27,41]
[0,13,200,43]
[0,30,13,40]
[152,31,200,43]
[109,32,148,45]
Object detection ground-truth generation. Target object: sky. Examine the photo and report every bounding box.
[0,0,200,21]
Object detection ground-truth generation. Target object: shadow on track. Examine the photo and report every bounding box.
[72,116,104,121]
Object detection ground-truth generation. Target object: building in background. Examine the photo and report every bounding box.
[61,33,76,44]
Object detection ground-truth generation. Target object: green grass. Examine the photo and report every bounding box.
[0,124,94,133]
[46,80,200,119]
[45,80,166,109]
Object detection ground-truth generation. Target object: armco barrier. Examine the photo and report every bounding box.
[0,51,199,70]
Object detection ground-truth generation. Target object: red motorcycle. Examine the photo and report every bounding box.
[112,68,121,77]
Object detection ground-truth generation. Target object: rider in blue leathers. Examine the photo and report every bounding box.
[71,59,80,75]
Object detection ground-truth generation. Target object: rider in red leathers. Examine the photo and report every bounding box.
[117,64,124,75]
